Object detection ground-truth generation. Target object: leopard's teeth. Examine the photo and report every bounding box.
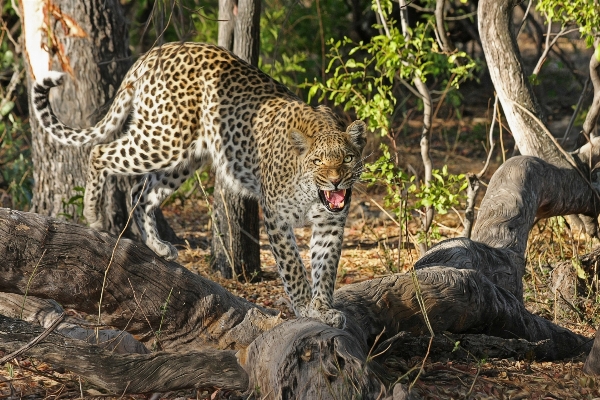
[329,202,335,209]
[339,200,345,209]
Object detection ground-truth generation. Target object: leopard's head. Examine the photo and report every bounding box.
[292,120,367,213]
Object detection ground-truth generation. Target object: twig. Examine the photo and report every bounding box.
[97,176,148,328]
[127,279,162,349]
[477,95,499,178]
[498,98,506,164]
[156,287,174,340]
[445,12,477,21]
[562,77,590,144]
[315,0,326,81]
[368,197,401,227]
[409,334,434,391]
[365,327,388,361]
[532,17,568,76]
[516,0,532,38]
[20,249,46,319]
[465,362,482,397]
[409,266,434,337]
[0,313,65,364]
[0,66,22,112]
[219,189,237,279]
[196,172,235,274]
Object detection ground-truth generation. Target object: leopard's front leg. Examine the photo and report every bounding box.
[263,210,312,317]
[308,210,348,328]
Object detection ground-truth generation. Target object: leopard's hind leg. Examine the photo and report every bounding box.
[83,144,117,230]
[131,167,195,260]
[84,135,188,239]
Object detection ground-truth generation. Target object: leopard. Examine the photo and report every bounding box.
[31,42,366,328]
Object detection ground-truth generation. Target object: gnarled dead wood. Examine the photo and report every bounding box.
[0,208,282,352]
[478,0,600,376]
[0,314,248,393]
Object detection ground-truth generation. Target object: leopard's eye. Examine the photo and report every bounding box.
[313,159,323,166]
[343,155,353,163]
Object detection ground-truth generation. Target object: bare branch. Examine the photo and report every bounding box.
[583,39,600,139]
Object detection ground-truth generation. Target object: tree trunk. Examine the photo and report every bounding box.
[20,0,178,242]
[22,0,129,231]
[478,0,568,167]
[211,0,262,279]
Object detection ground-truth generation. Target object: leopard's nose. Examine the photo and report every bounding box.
[330,177,341,188]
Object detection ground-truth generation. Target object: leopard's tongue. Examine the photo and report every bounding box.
[325,189,346,209]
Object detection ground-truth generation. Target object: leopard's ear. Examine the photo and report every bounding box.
[290,129,313,156]
[346,120,367,149]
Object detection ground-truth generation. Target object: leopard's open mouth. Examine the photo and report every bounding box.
[318,188,352,212]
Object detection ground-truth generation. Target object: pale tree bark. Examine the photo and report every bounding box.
[583,38,600,140]
[478,0,569,167]
[211,0,262,279]
[478,0,600,267]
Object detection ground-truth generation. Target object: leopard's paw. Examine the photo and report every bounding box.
[308,307,346,329]
[294,304,310,318]
[147,238,179,261]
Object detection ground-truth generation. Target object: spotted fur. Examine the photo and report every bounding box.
[31,42,366,328]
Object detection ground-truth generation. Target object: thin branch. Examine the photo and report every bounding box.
[434,0,453,52]
[562,77,590,145]
[478,95,499,178]
[532,17,568,76]
[196,172,235,272]
[445,12,477,21]
[0,66,22,111]
[516,0,533,39]
[98,176,148,327]
[20,249,47,319]
[374,0,391,38]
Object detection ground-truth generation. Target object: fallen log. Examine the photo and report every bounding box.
[0,314,247,393]
[0,156,597,397]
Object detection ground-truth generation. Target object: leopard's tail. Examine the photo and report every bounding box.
[31,71,134,147]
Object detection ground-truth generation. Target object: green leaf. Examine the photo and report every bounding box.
[0,101,14,117]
